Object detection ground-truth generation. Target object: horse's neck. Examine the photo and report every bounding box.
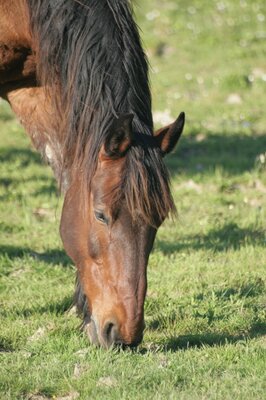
[0,0,66,185]
[8,85,62,172]
[2,81,64,184]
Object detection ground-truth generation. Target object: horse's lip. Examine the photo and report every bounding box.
[90,315,98,328]
[85,318,99,346]
[113,336,143,350]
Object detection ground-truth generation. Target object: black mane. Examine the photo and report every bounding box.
[27,0,176,225]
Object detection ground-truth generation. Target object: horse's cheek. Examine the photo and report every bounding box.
[60,206,89,266]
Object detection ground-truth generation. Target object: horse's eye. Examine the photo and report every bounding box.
[94,210,109,225]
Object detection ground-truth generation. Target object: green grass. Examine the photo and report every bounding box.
[0,0,266,399]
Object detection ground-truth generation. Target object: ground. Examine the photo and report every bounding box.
[0,0,265,399]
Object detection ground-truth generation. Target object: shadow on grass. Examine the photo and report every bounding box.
[0,245,72,268]
[0,174,53,186]
[156,223,266,254]
[161,322,266,351]
[0,177,13,188]
[146,277,265,333]
[1,131,266,180]
[0,147,42,166]
[1,132,265,202]
[0,295,74,352]
[168,132,266,176]
[0,336,14,353]
[0,295,74,321]
[195,280,265,303]
[0,146,58,197]
[34,181,58,196]
[0,176,58,201]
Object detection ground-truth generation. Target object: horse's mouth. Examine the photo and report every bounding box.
[84,318,143,349]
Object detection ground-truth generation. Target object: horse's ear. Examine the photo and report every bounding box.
[154,112,185,156]
[103,114,134,158]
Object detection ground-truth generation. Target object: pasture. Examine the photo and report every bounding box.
[0,0,265,399]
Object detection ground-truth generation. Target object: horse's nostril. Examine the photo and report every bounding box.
[105,322,114,337]
[102,320,119,347]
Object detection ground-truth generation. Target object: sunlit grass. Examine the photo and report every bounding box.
[0,1,266,399]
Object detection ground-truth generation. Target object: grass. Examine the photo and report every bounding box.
[0,0,266,399]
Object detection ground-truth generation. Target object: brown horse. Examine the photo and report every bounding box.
[0,0,185,348]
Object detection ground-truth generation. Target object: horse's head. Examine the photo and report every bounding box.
[60,112,185,348]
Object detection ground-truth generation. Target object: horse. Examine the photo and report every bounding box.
[0,0,185,348]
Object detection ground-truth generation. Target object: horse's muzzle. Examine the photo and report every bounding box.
[85,317,143,349]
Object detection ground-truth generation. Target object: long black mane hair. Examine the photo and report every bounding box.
[27,0,176,225]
